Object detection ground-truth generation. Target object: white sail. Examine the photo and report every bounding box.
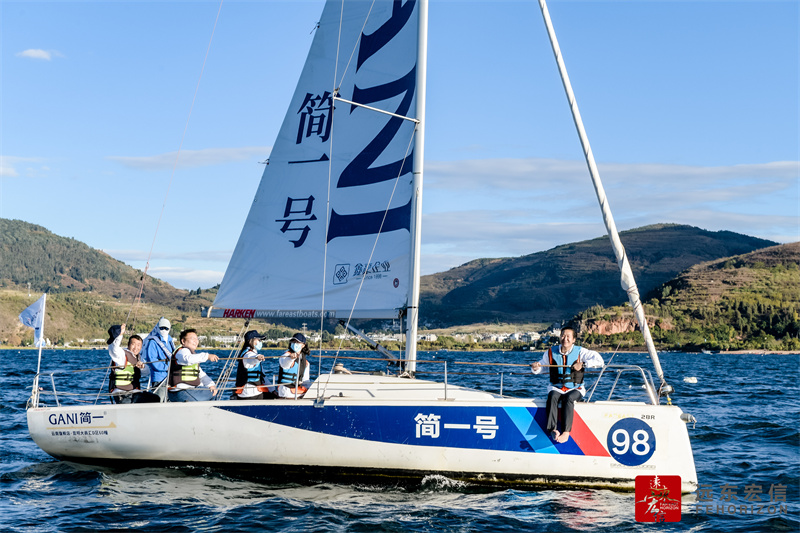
[212,1,421,320]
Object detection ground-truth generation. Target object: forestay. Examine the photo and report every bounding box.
[210,1,421,320]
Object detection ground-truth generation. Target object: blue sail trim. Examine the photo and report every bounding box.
[338,66,417,188]
[327,199,411,243]
[357,0,416,71]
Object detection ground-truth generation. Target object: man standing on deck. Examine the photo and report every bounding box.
[530,326,604,443]
[140,317,175,400]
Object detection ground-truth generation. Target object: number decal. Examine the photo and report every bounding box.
[611,428,630,454]
[607,418,656,466]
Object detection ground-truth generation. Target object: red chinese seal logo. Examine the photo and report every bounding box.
[635,475,682,522]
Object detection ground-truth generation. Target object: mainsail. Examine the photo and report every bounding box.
[211,1,422,320]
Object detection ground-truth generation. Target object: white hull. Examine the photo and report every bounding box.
[28,374,697,491]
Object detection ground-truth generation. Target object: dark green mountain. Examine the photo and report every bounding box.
[0,218,783,345]
[0,218,217,345]
[419,224,777,326]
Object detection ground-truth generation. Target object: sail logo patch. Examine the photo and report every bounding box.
[333,264,350,285]
[635,475,681,522]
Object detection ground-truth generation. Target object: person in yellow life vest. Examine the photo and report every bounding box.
[107,324,145,404]
[277,333,311,399]
[530,326,604,443]
[168,329,220,402]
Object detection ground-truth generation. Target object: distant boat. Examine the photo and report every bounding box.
[27,0,697,492]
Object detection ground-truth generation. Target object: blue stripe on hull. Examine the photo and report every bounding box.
[217,404,586,455]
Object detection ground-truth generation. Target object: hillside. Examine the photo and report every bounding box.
[575,243,800,351]
[0,218,225,344]
[0,218,788,347]
[0,218,203,307]
[419,224,777,326]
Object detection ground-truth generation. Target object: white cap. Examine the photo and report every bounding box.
[157,317,171,330]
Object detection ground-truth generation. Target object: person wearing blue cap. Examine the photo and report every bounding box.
[233,330,271,400]
[277,333,311,398]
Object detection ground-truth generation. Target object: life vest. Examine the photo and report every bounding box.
[169,347,202,387]
[278,352,308,394]
[235,349,265,388]
[109,348,141,392]
[548,345,584,391]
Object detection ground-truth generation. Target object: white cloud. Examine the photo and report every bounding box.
[146,267,224,290]
[16,49,63,61]
[105,249,233,263]
[0,156,45,177]
[417,158,799,273]
[101,157,797,280]
[425,158,799,192]
[108,146,271,170]
[0,165,19,178]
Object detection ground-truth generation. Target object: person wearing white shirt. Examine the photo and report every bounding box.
[168,329,220,402]
[106,324,145,404]
[234,330,270,400]
[530,326,604,443]
[277,333,311,399]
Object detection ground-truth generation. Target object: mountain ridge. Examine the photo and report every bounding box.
[0,218,786,346]
[419,223,777,325]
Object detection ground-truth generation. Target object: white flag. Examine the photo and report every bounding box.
[19,293,46,348]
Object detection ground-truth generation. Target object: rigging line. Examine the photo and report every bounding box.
[212,321,248,401]
[316,2,400,396]
[321,125,418,397]
[125,0,225,323]
[335,0,377,90]
[315,0,378,393]
[314,0,347,396]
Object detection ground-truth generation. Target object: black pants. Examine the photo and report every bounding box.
[546,389,583,433]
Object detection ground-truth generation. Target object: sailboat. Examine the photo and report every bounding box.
[27,0,697,492]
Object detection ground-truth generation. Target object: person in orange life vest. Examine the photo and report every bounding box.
[277,333,311,399]
[107,324,145,404]
[168,329,220,402]
[233,330,273,400]
[530,326,604,443]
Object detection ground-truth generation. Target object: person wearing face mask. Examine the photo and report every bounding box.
[277,333,311,399]
[140,317,176,400]
[233,330,271,400]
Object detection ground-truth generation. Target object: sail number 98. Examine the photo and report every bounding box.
[611,428,651,455]
[607,418,656,466]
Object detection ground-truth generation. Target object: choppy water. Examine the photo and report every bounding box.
[1,348,798,532]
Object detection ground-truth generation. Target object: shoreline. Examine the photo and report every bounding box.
[2,346,798,355]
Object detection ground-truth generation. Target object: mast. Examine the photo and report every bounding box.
[32,293,46,408]
[405,0,428,374]
[537,0,671,398]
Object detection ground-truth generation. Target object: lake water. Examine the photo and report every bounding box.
[1,348,798,532]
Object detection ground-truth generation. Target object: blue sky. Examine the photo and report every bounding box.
[2,0,798,290]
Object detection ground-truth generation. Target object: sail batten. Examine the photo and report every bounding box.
[213,1,421,320]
